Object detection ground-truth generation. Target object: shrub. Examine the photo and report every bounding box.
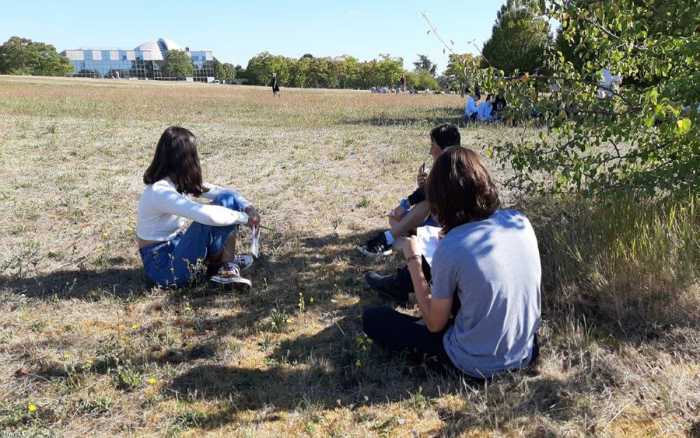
[535,193,699,329]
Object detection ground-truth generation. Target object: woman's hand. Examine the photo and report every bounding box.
[416,163,428,188]
[245,206,261,227]
[387,205,407,220]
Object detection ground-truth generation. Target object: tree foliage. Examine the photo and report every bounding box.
[407,70,439,91]
[163,50,194,78]
[487,0,700,196]
[244,52,405,89]
[481,0,551,75]
[213,58,236,82]
[443,53,482,94]
[0,36,72,76]
[413,54,437,76]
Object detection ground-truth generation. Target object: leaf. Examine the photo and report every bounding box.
[676,118,692,135]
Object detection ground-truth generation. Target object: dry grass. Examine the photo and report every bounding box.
[0,76,698,437]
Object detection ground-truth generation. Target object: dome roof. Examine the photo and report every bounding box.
[158,38,181,52]
[134,40,164,61]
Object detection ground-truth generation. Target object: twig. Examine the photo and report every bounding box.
[335,321,346,336]
[601,400,633,431]
[420,12,492,68]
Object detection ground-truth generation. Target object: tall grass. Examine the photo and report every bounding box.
[536,193,699,330]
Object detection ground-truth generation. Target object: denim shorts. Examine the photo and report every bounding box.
[139,192,243,288]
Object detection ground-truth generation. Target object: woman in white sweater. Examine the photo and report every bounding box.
[136,126,260,288]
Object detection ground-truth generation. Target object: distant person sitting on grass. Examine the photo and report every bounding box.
[363,146,541,380]
[493,93,507,121]
[477,94,494,122]
[357,123,461,257]
[463,90,480,123]
[136,126,261,289]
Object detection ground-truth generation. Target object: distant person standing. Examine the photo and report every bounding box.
[399,74,406,93]
[271,72,280,97]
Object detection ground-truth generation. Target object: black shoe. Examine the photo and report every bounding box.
[365,271,408,304]
[358,232,393,257]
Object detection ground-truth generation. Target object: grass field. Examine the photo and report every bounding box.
[0,76,698,437]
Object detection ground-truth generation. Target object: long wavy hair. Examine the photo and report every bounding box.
[143,126,208,196]
[426,146,500,233]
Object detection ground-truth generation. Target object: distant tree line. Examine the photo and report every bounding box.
[0,36,72,76]
[1,0,555,87]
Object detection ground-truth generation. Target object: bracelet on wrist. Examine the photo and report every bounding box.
[406,254,422,263]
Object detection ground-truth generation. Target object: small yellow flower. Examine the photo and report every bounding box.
[131,324,140,330]
[146,377,157,385]
[27,403,37,413]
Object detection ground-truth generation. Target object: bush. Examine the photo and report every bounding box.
[406,70,439,91]
[534,194,699,329]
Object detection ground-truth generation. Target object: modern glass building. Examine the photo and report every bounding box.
[61,38,215,81]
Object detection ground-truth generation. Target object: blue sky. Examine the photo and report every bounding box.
[1,0,506,73]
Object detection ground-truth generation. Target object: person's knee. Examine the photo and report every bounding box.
[362,306,391,338]
[212,192,240,211]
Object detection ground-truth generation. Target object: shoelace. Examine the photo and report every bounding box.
[221,262,240,277]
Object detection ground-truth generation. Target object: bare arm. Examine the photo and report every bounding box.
[390,201,431,238]
[400,237,453,333]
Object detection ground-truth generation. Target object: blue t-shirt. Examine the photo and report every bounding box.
[477,101,493,121]
[464,96,478,117]
[431,209,541,378]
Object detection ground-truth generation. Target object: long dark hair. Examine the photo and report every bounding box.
[143,126,208,196]
[426,147,500,233]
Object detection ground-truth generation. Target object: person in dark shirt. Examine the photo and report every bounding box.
[360,124,461,303]
[271,73,280,97]
[493,93,507,121]
[358,123,460,258]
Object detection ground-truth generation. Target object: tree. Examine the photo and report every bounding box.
[413,54,437,76]
[481,0,551,75]
[241,52,410,89]
[407,70,439,91]
[163,50,193,78]
[0,36,72,76]
[489,0,700,195]
[444,53,482,94]
[213,58,236,82]
[234,65,246,79]
[376,54,404,87]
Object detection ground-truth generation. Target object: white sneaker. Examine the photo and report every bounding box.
[210,262,252,289]
[232,254,254,271]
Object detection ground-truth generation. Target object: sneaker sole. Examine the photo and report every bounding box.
[357,246,393,257]
[210,277,252,288]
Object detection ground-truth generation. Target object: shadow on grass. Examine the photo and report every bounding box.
[162,228,392,333]
[166,316,597,435]
[0,267,147,299]
[340,107,464,128]
[166,315,454,415]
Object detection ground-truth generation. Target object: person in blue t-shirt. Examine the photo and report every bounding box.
[463,90,480,123]
[477,94,494,122]
[362,146,541,380]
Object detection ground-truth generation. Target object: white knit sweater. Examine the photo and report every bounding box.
[136,178,250,241]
